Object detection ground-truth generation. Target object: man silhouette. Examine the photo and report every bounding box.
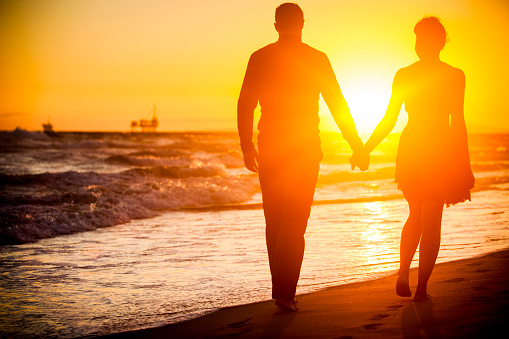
[237,2,364,312]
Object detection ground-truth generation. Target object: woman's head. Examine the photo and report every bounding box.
[414,16,447,60]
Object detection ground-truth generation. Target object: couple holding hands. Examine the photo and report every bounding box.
[237,3,474,312]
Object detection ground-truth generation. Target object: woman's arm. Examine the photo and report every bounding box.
[450,70,467,138]
[363,71,405,154]
[450,69,474,185]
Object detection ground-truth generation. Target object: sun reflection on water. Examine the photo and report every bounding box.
[356,202,400,274]
[1,191,508,338]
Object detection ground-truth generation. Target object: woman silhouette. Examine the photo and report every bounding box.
[356,17,474,301]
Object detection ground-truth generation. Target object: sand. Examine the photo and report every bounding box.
[103,249,509,338]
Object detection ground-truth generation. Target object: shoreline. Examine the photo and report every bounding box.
[101,248,509,338]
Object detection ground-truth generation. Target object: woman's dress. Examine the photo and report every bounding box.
[394,62,474,206]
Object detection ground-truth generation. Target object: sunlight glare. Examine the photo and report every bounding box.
[355,201,399,273]
[341,78,392,137]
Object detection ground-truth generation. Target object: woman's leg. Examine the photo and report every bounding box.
[397,196,424,297]
[414,199,444,301]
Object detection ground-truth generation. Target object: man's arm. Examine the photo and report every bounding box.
[319,55,366,169]
[320,55,363,153]
[237,54,259,172]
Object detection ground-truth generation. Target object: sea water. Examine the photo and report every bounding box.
[0,130,508,337]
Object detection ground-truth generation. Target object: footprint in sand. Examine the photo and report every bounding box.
[466,262,482,267]
[473,286,491,291]
[226,330,252,337]
[387,304,404,310]
[227,318,253,337]
[497,305,509,312]
[227,317,252,328]
[444,277,466,283]
[471,296,489,301]
[363,323,383,330]
[370,314,390,321]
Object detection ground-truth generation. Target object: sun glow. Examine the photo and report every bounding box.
[319,75,397,137]
[0,0,507,132]
[341,78,392,137]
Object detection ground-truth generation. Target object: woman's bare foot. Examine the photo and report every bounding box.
[413,293,431,302]
[413,285,430,301]
[396,274,412,297]
[275,299,298,312]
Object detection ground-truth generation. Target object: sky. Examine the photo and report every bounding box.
[1,0,508,135]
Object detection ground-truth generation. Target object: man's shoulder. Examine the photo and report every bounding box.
[251,42,278,57]
[250,41,328,59]
[397,62,417,74]
[301,42,327,57]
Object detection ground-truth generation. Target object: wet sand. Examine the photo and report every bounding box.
[103,249,509,338]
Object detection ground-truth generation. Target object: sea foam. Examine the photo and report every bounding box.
[0,164,259,245]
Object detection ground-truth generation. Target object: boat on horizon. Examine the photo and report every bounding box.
[42,117,61,137]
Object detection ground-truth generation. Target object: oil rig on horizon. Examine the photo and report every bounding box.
[131,103,159,133]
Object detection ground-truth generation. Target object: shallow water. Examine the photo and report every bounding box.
[1,189,508,338]
[1,131,508,337]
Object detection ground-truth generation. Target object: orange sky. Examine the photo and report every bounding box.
[1,0,508,134]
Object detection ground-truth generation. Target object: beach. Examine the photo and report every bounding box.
[104,248,509,338]
[2,0,509,337]
[1,131,508,337]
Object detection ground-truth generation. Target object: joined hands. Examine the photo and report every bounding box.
[242,147,368,173]
[350,148,370,171]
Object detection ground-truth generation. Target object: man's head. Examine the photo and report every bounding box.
[275,3,304,36]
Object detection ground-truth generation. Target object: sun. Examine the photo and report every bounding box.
[341,78,392,137]
[319,76,393,138]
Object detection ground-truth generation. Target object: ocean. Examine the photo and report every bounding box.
[0,129,508,338]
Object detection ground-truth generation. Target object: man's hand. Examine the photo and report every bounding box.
[350,148,370,171]
[243,148,259,173]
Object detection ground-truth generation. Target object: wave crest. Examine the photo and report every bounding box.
[0,168,259,245]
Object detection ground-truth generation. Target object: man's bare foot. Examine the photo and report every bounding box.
[396,274,412,297]
[275,299,298,312]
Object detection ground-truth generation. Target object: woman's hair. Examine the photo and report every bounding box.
[414,16,447,50]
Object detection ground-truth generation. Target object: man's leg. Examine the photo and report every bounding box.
[259,157,319,304]
[259,161,285,282]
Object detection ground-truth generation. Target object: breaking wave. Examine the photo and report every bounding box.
[0,165,259,245]
[1,130,507,245]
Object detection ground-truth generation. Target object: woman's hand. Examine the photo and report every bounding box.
[350,148,370,171]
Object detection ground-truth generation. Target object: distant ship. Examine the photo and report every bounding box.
[131,104,159,133]
[42,117,60,137]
